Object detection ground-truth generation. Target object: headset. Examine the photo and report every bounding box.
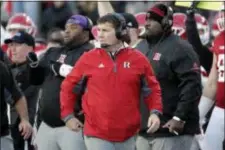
[161,6,173,31]
[109,13,128,40]
[85,17,93,30]
[84,17,95,40]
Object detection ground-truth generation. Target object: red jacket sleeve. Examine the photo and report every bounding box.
[142,57,163,113]
[60,54,87,121]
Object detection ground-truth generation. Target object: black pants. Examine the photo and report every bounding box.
[10,118,34,150]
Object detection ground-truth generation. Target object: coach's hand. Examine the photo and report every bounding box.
[163,118,185,135]
[66,117,83,132]
[147,114,160,133]
[19,119,33,140]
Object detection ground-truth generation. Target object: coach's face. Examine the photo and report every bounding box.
[97,22,119,46]
[145,18,163,38]
[64,23,83,45]
[10,42,32,64]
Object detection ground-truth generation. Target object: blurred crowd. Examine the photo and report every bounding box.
[0,1,218,39]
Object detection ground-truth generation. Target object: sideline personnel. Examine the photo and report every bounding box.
[60,13,162,150]
[27,15,94,150]
[136,4,202,150]
[0,61,32,150]
[4,31,39,150]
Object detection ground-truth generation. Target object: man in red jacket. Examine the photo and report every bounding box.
[60,13,162,150]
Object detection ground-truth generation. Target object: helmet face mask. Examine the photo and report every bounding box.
[7,27,32,37]
[172,13,187,39]
[196,22,210,45]
[172,26,185,37]
[194,13,210,45]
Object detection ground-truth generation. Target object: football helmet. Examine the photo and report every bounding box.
[172,12,210,45]
[212,10,224,38]
[172,13,187,39]
[6,13,37,37]
[194,13,210,45]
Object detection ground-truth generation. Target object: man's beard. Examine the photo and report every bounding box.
[65,39,77,47]
[145,29,164,42]
[64,36,84,47]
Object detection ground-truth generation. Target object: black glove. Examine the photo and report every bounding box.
[50,60,62,76]
[26,52,38,67]
[186,1,200,16]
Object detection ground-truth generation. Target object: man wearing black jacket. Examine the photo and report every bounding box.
[185,3,213,74]
[4,31,39,150]
[0,61,33,150]
[27,15,94,150]
[136,4,202,150]
[185,4,215,135]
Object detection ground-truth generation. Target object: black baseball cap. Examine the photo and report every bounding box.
[4,31,35,48]
[121,13,139,29]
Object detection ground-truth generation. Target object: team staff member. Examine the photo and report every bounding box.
[60,13,162,150]
[0,61,32,150]
[4,31,39,150]
[136,4,202,150]
[27,15,94,150]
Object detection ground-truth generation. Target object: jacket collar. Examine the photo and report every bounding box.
[64,41,93,52]
[96,42,129,53]
[146,30,172,45]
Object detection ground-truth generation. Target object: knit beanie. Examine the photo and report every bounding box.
[146,3,168,24]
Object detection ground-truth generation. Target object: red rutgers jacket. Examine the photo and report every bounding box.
[60,47,162,142]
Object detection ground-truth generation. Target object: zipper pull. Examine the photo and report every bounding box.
[109,52,116,61]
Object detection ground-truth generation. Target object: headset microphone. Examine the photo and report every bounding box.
[100,43,111,48]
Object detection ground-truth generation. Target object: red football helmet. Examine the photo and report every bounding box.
[6,13,37,37]
[212,11,225,38]
[134,12,146,37]
[172,13,187,39]
[172,13,210,45]
[194,13,210,45]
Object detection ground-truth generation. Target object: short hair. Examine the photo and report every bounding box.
[97,14,121,30]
